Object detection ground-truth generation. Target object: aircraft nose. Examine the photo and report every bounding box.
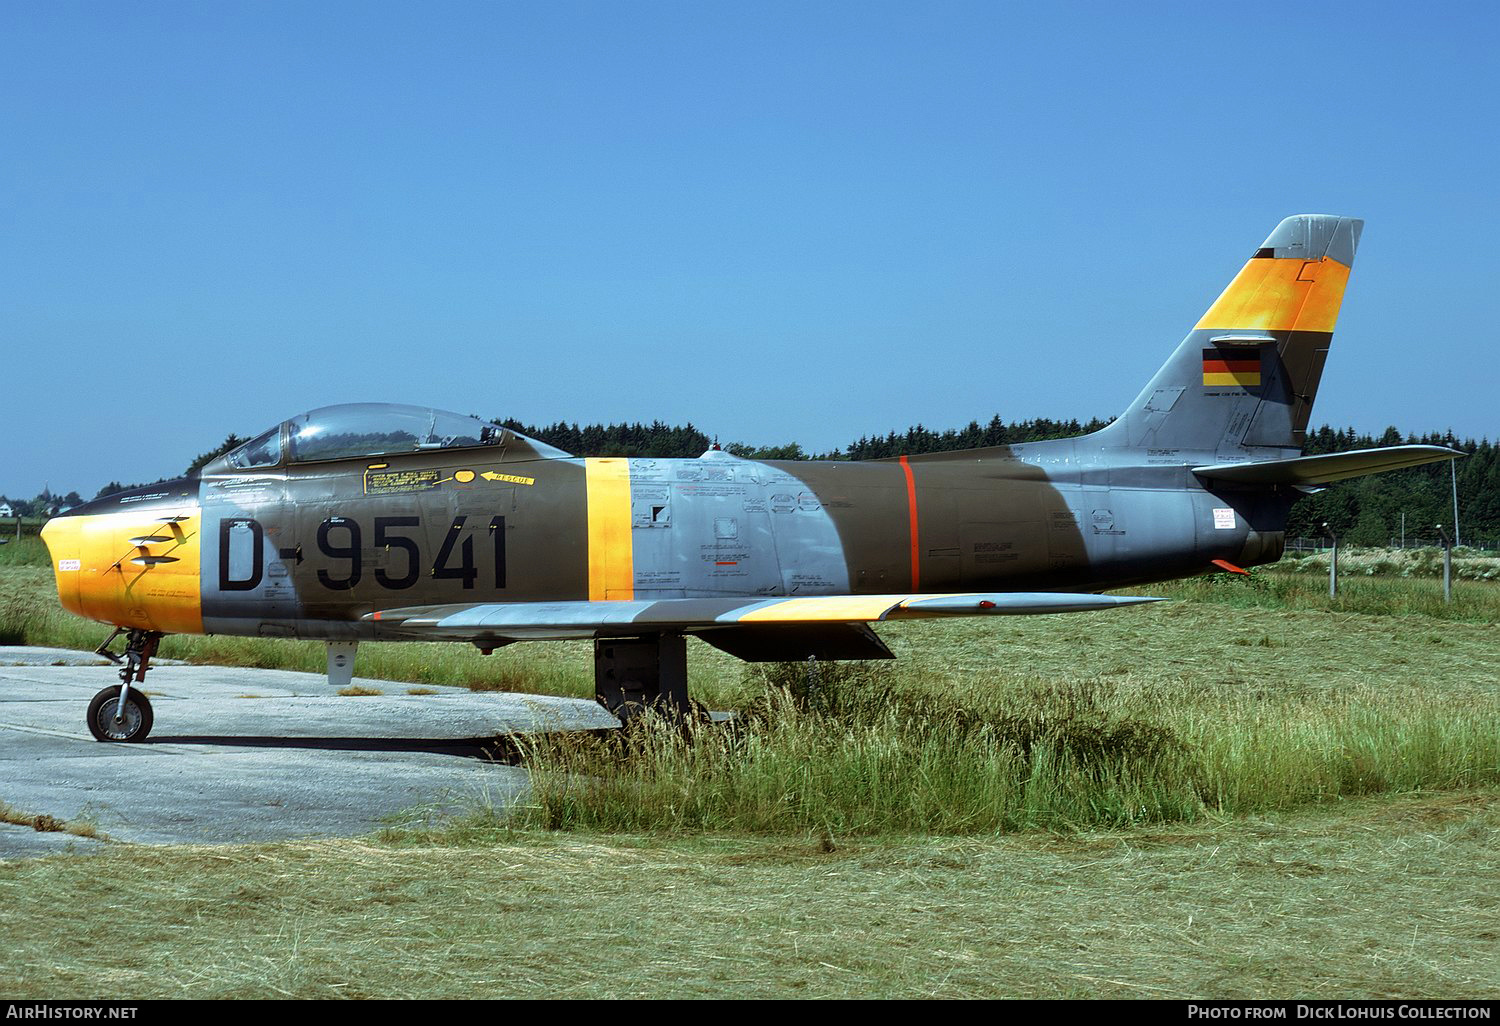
[39,514,84,618]
[39,480,204,633]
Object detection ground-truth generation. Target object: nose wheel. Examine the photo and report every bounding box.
[89,628,163,742]
[86,685,155,742]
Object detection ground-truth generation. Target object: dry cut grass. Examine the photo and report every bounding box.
[0,791,1493,999]
[0,800,112,842]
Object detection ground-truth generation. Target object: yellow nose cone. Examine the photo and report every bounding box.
[40,515,84,618]
[41,509,203,634]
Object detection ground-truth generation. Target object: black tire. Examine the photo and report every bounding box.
[86,686,154,743]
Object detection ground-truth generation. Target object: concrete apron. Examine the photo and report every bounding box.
[0,647,617,858]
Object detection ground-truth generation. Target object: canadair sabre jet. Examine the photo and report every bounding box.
[44,215,1459,741]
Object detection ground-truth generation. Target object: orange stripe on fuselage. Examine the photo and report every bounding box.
[1195,256,1351,334]
[899,455,920,590]
[584,458,634,600]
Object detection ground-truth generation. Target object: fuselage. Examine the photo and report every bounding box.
[41,434,1289,641]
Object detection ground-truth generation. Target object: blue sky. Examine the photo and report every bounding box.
[3,1,1497,498]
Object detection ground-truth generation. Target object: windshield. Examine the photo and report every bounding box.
[220,403,506,469]
[287,404,502,463]
[226,425,282,469]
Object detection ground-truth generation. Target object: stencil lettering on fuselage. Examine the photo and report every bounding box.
[629,457,781,596]
[759,467,850,595]
[960,521,1045,587]
[631,485,672,529]
[1047,509,1083,560]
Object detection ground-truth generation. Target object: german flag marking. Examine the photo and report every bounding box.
[1204,372,1261,387]
[1202,348,1261,387]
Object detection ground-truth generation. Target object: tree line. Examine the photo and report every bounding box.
[0,487,84,518]
[7,419,1494,546]
[494,414,1114,462]
[498,416,1497,543]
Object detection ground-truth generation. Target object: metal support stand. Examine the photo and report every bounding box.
[1321,522,1339,599]
[594,634,691,721]
[326,640,359,687]
[1437,525,1453,604]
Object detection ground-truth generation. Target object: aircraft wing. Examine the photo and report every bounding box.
[364,593,1162,661]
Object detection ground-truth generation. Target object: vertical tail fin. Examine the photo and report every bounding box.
[1102,214,1363,454]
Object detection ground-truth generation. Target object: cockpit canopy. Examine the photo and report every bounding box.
[214,403,562,471]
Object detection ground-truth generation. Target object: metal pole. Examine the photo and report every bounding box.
[1451,460,1461,549]
[1322,522,1338,598]
[1436,525,1452,604]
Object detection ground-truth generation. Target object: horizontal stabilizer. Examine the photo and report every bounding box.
[1192,445,1462,486]
[365,592,1162,643]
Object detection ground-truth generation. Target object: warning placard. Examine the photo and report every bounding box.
[365,469,442,495]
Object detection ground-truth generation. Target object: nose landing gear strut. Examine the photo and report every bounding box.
[88,628,163,742]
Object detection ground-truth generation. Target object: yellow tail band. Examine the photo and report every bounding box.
[1195,255,1351,334]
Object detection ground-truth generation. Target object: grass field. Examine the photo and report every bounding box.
[2,549,1496,997]
[0,791,1494,998]
[0,534,48,568]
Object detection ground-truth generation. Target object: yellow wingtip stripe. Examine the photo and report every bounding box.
[738,596,907,622]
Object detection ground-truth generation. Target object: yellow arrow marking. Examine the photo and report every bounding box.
[481,471,536,486]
